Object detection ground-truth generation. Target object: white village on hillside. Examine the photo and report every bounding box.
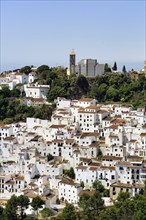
[1,55,146,215]
[1,95,146,214]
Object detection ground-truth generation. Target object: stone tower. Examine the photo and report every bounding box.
[70,50,76,74]
[144,60,146,73]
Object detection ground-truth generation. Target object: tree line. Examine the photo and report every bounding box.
[1,180,146,220]
[0,195,47,220]
[36,65,146,109]
[1,64,146,123]
[53,180,146,220]
[0,87,54,123]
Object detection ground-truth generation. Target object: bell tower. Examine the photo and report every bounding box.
[70,50,76,74]
[144,60,146,73]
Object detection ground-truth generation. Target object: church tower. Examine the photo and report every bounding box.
[70,50,76,74]
[144,60,146,73]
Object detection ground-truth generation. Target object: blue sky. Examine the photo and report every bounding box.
[1,0,145,72]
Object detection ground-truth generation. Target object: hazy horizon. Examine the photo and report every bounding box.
[1,0,145,73]
[0,61,145,74]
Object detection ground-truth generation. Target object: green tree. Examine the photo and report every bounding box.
[97,147,103,159]
[92,180,105,193]
[39,207,53,219]
[0,86,11,97]
[65,167,75,179]
[46,70,57,85]
[76,75,89,93]
[47,74,70,101]
[11,88,20,97]
[104,63,109,73]
[47,153,54,162]
[78,188,104,219]
[122,65,127,73]
[17,195,30,219]
[117,199,135,220]
[99,207,118,220]
[106,86,120,101]
[37,65,49,73]
[61,204,77,220]
[23,216,36,220]
[97,83,108,101]
[0,206,4,219]
[31,197,44,212]
[20,66,31,74]
[114,192,130,208]
[80,181,84,188]
[88,83,98,99]
[78,193,90,212]
[3,195,18,220]
[144,179,146,196]
[104,63,111,73]
[90,191,104,213]
[112,62,117,71]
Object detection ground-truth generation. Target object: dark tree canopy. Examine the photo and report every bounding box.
[40,207,53,218]
[122,65,127,73]
[64,167,75,179]
[31,196,45,211]
[0,87,55,123]
[17,195,30,219]
[20,66,31,74]
[60,204,77,220]
[47,153,54,161]
[104,63,111,73]
[112,62,117,71]
[1,66,146,124]
[37,65,49,73]
[3,195,19,220]
[76,75,89,93]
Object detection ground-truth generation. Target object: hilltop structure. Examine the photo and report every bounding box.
[69,50,76,75]
[67,51,105,77]
[144,60,146,73]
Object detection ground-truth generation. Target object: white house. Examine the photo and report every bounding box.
[56,97,71,109]
[58,178,82,204]
[24,83,50,99]
[28,72,37,83]
[77,98,98,108]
